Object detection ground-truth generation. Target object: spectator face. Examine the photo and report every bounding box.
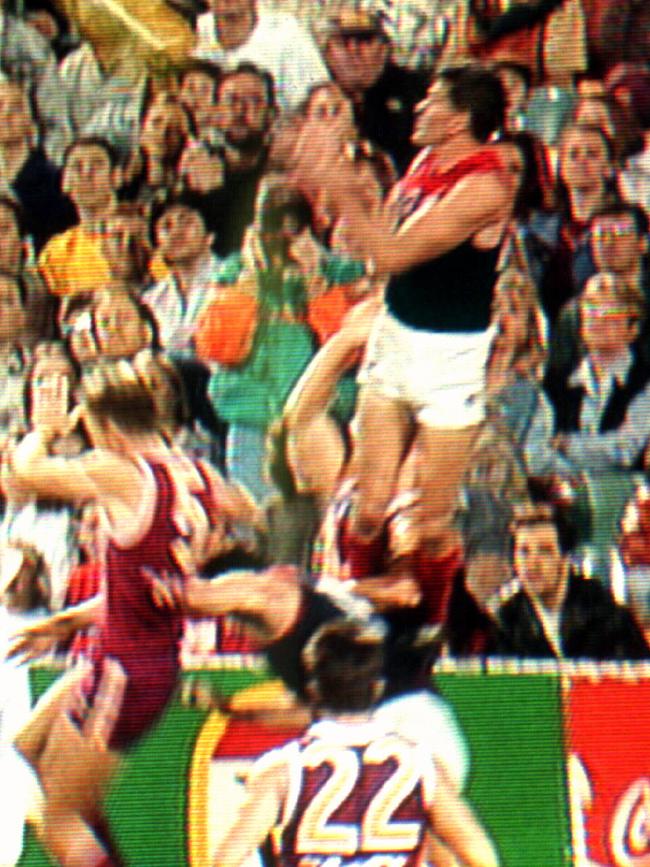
[591,214,647,275]
[101,212,151,284]
[93,293,152,359]
[208,0,256,20]
[180,70,218,118]
[492,280,531,349]
[29,350,76,427]
[140,95,191,164]
[513,522,566,607]
[155,204,213,266]
[260,209,304,261]
[0,82,33,147]
[559,127,612,194]
[178,141,224,193]
[217,72,272,152]
[325,31,388,94]
[412,79,466,148]
[0,203,24,275]
[305,84,356,137]
[580,279,639,356]
[0,274,25,343]
[62,143,117,213]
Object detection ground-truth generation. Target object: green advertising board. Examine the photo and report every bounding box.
[17,666,572,867]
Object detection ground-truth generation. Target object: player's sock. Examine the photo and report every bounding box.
[417,546,463,624]
[339,520,387,579]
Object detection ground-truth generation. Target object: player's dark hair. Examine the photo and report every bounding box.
[438,65,506,142]
[303,619,385,713]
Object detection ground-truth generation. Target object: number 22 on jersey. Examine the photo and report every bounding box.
[295,734,428,857]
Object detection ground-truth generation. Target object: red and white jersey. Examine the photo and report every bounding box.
[389,146,507,228]
[270,718,436,867]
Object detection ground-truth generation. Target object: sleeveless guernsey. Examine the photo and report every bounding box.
[386,148,505,333]
[94,460,191,748]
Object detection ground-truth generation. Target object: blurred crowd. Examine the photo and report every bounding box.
[1,0,650,665]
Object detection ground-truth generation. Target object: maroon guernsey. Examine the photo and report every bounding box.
[272,718,435,866]
[89,458,212,748]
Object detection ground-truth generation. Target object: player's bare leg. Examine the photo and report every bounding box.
[417,424,481,557]
[17,659,125,867]
[350,386,412,541]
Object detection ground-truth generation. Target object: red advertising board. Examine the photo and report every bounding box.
[565,677,650,866]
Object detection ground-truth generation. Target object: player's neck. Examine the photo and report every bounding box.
[433,133,482,173]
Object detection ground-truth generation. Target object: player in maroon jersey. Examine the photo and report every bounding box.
[4,359,239,867]
[214,618,499,867]
[292,64,518,584]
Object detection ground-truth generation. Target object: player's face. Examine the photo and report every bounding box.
[513,523,566,606]
[412,79,465,148]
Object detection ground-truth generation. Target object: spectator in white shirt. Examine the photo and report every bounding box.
[144,194,222,357]
[194,0,328,112]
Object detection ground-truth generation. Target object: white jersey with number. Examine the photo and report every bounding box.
[266,718,436,867]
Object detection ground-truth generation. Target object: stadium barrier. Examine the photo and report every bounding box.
[18,656,650,867]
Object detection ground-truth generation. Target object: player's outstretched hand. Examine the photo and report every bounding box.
[7,615,70,663]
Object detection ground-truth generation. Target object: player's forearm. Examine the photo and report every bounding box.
[353,575,422,610]
[459,837,500,867]
[183,572,258,618]
[56,594,104,632]
[285,328,362,429]
[11,430,53,484]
